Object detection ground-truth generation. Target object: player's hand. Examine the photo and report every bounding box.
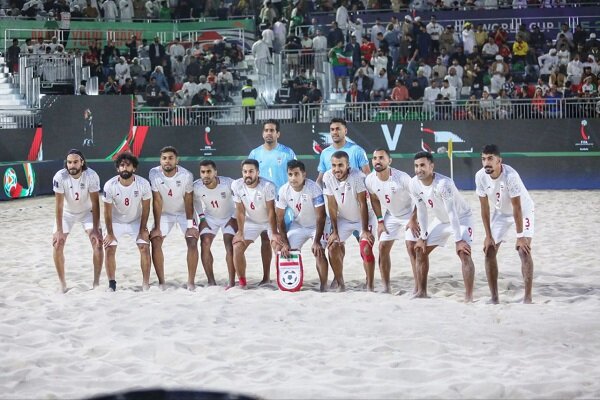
[149,227,162,240]
[232,231,244,245]
[377,221,388,240]
[406,218,420,238]
[52,231,66,247]
[360,230,375,246]
[90,228,103,248]
[415,238,427,253]
[456,240,471,256]
[279,241,291,258]
[327,232,341,249]
[137,228,150,244]
[516,237,531,254]
[312,241,324,258]
[103,233,116,248]
[186,227,199,239]
[271,232,284,248]
[483,236,496,255]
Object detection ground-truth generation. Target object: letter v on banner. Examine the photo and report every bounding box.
[381,124,403,151]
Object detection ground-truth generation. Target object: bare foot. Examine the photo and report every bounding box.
[486,297,500,305]
[411,291,430,299]
[187,283,196,291]
[142,283,150,291]
[258,279,271,286]
[523,297,533,304]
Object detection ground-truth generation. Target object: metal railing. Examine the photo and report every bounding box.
[133,97,600,126]
[0,109,41,128]
[18,54,80,92]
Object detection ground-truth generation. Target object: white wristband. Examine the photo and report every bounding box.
[187,219,194,229]
[516,232,524,238]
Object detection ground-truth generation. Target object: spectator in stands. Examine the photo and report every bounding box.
[129,57,146,88]
[493,26,508,48]
[335,0,350,39]
[302,80,323,122]
[308,17,321,38]
[371,67,389,101]
[104,75,120,94]
[150,65,170,95]
[259,1,276,26]
[583,55,599,75]
[545,85,562,117]
[462,22,476,56]
[121,77,135,95]
[274,79,295,105]
[408,79,424,101]
[168,37,185,66]
[416,24,432,62]
[391,79,409,102]
[360,35,376,64]
[252,37,272,76]
[512,37,529,66]
[329,41,349,93]
[495,88,512,119]
[529,25,545,53]
[422,80,440,114]
[197,75,212,95]
[370,48,388,77]
[557,42,571,66]
[262,22,275,55]
[216,66,233,102]
[465,94,480,119]
[502,74,515,98]
[426,16,443,55]
[440,78,457,104]
[567,53,583,85]
[102,0,118,21]
[126,36,138,59]
[538,48,558,81]
[273,17,287,53]
[115,56,131,86]
[349,18,364,43]
[481,36,499,64]
[182,75,199,101]
[439,25,455,55]
[119,0,133,21]
[185,56,200,81]
[584,33,600,56]
[149,37,166,71]
[490,55,509,95]
[479,87,495,119]
[579,74,597,97]
[371,18,386,49]
[344,34,361,77]
[345,82,366,121]
[573,24,588,49]
[474,24,488,52]
[327,21,345,49]
[529,86,545,117]
[432,56,447,80]
[354,67,373,99]
[384,24,400,69]
[7,38,20,73]
[556,23,574,47]
[172,55,186,85]
[83,0,99,18]
[284,33,303,77]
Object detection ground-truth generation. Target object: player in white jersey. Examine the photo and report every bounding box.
[148,146,199,290]
[477,144,535,304]
[102,153,152,291]
[193,160,237,288]
[323,151,376,292]
[276,160,329,292]
[410,151,475,302]
[366,149,419,294]
[52,149,103,292]
[231,159,283,288]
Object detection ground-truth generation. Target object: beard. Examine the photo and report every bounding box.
[484,166,493,174]
[374,164,385,172]
[68,167,81,176]
[119,171,133,179]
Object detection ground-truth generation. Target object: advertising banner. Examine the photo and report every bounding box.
[0,160,59,201]
[0,129,38,162]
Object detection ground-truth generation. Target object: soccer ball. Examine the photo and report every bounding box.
[281,269,299,287]
[581,120,588,127]
[3,167,17,197]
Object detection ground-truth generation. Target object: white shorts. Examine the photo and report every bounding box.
[106,221,149,246]
[159,213,194,237]
[491,210,535,243]
[287,223,319,250]
[336,213,376,243]
[379,212,413,242]
[407,215,474,247]
[199,215,236,236]
[243,221,272,242]
[53,211,93,234]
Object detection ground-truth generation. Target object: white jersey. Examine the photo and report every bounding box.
[52,168,100,215]
[365,168,413,218]
[102,175,152,224]
[276,179,325,228]
[193,176,235,220]
[231,178,276,225]
[410,173,472,241]
[322,168,367,223]
[475,164,534,216]
[148,166,194,216]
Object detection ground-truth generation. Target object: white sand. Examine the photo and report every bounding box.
[1,190,600,399]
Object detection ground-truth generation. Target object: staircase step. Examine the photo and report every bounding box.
[0,103,29,109]
[0,87,18,95]
[0,94,23,101]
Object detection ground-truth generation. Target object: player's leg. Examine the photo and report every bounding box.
[233,240,252,288]
[137,241,151,291]
[378,240,394,294]
[150,233,166,288]
[223,233,236,288]
[259,231,272,285]
[84,216,103,288]
[457,223,475,303]
[200,233,217,286]
[359,218,376,292]
[52,233,69,293]
[105,243,117,291]
[327,242,345,292]
[185,234,199,291]
[518,238,534,304]
[484,244,500,304]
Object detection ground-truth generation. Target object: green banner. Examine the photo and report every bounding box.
[1,18,255,50]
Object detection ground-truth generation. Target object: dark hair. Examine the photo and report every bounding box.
[329,117,347,127]
[414,151,433,162]
[241,159,259,169]
[200,159,217,169]
[262,119,280,131]
[64,148,88,170]
[114,152,139,169]
[331,150,349,162]
[373,148,391,157]
[287,159,305,172]
[481,144,501,156]
[160,146,178,156]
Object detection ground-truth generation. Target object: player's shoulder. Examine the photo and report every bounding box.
[259,177,276,190]
[304,178,322,193]
[176,165,193,178]
[278,143,296,155]
[84,167,99,178]
[350,168,366,180]
[148,166,161,178]
[218,176,234,187]
[104,175,120,188]
[231,177,244,190]
[475,167,487,179]
[53,168,69,181]
[193,178,204,189]
[134,174,151,187]
[390,167,411,181]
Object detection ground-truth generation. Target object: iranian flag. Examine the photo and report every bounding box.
[337,53,353,66]
[279,252,300,266]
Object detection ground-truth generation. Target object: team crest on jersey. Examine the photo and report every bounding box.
[80,183,85,189]
[220,191,227,199]
[500,183,505,191]
[277,157,282,165]
[301,194,308,201]
[176,180,182,187]
[390,184,397,193]
[256,193,263,200]
[134,190,139,197]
